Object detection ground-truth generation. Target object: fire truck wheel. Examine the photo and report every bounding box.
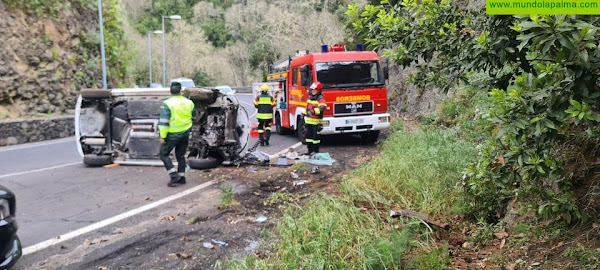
[188,157,220,170]
[360,131,380,144]
[275,113,290,135]
[297,117,307,145]
[83,154,113,167]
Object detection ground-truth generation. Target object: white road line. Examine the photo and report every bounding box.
[0,162,81,179]
[0,137,75,153]
[23,180,217,256]
[239,101,257,118]
[235,93,254,95]
[268,142,303,159]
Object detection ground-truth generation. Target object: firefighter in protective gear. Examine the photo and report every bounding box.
[254,84,276,146]
[305,81,326,155]
[158,82,196,187]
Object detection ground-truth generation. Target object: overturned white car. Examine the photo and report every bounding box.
[75,87,251,168]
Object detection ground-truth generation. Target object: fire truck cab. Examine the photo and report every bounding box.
[268,45,390,143]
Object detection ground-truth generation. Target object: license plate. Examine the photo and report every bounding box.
[345,119,364,125]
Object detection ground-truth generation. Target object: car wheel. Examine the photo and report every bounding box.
[83,154,113,167]
[297,116,307,145]
[360,131,380,144]
[81,89,111,99]
[188,157,221,170]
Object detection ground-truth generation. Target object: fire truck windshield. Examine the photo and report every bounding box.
[316,61,384,89]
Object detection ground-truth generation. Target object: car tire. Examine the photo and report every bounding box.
[360,131,380,144]
[275,113,290,135]
[297,116,307,145]
[83,154,113,167]
[81,89,111,99]
[188,157,220,170]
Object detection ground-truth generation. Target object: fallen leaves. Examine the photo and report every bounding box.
[144,197,153,201]
[180,237,191,242]
[494,231,509,240]
[162,216,176,221]
[169,253,193,259]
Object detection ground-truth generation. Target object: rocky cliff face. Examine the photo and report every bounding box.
[0,1,103,118]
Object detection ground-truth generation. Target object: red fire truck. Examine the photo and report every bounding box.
[263,44,390,143]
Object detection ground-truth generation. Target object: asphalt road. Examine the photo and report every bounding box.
[0,93,300,249]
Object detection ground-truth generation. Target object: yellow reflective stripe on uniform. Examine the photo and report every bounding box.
[305,139,315,143]
[318,103,326,107]
[314,108,320,115]
[265,126,271,131]
[257,113,273,120]
[258,97,272,104]
[307,100,319,105]
[305,117,320,125]
[312,140,321,144]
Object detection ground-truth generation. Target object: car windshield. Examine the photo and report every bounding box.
[316,61,384,89]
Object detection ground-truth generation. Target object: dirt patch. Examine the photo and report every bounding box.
[38,135,382,269]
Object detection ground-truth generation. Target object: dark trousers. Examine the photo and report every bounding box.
[306,123,320,153]
[258,119,272,143]
[159,131,189,174]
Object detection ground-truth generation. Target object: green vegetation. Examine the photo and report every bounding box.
[219,185,240,209]
[263,192,299,206]
[348,1,600,226]
[230,125,475,269]
[4,0,92,16]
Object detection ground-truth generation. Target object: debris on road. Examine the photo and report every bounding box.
[293,180,310,187]
[98,267,109,270]
[290,171,299,179]
[390,209,450,230]
[103,163,120,169]
[277,155,288,165]
[203,242,215,249]
[144,197,152,201]
[310,166,320,174]
[255,215,268,223]
[296,153,335,166]
[211,239,228,247]
[83,239,92,248]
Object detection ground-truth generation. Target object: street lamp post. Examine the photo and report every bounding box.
[161,15,182,86]
[98,0,107,89]
[147,30,163,86]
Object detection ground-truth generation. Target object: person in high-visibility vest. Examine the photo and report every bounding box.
[254,84,276,146]
[305,81,327,155]
[158,82,196,187]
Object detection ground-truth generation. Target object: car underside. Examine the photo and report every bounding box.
[75,87,251,169]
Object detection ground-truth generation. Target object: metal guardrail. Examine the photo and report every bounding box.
[231,86,252,93]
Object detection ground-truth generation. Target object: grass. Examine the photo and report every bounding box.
[219,185,240,209]
[344,126,477,216]
[263,192,299,206]
[229,122,477,269]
